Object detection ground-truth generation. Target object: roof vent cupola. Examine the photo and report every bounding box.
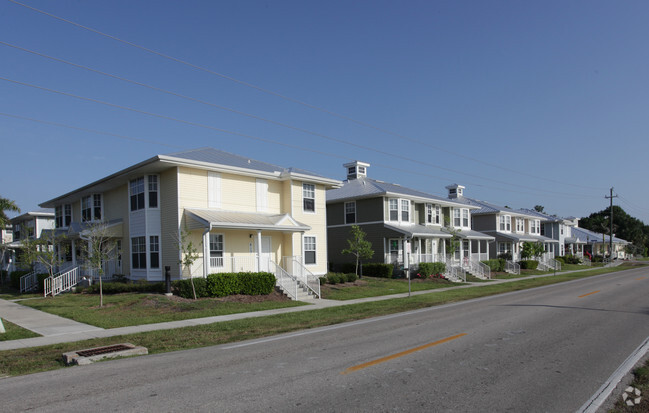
[343,161,370,180]
[446,184,465,199]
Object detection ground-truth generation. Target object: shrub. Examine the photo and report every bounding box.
[519,260,538,270]
[85,281,166,295]
[497,252,512,261]
[554,256,566,264]
[362,263,393,278]
[418,262,446,277]
[9,270,30,290]
[327,273,341,284]
[482,259,505,272]
[206,273,240,297]
[238,272,275,295]
[344,272,358,283]
[172,278,209,299]
[319,276,328,285]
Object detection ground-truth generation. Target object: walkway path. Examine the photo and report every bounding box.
[0,266,625,351]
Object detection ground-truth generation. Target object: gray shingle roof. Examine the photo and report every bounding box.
[326,177,465,207]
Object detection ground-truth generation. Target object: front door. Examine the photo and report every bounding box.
[258,236,272,272]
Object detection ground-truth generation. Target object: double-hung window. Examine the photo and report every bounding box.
[55,206,63,228]
[426,204,433,224]
[130,178,145,211]
[209,234,224,267]
[462,209,469,227]
[400,200,410,222]
[345,201,356,224]
[499,215,511,232]
[131,236,146,269]
[303,183,315,212]
[530,219,540,234]
[92,194,102,220]
[148,176,158,208]
[149,236,159,269]
[516,218,524,233]
[64,204,72,226]
[304,236,316,265]
[81,196,92,222]
[453,209,461,227]
[389,199,399,221]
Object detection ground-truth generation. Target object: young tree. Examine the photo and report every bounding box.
[0,196,20,228]
[80,221,118,307]
[443,217,462,261]
[176,227,201,299]
[341,225,374,276]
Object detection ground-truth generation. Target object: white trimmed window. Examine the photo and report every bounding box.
[130,177,145,211]
[499,215,511,232]
[81,195,101,222]
[148,176,158,208]
[426,204,441,225]
[303,183,315,212]
[64,204,72,227]
[345,201,356,224]
[209,234,224,267]
[131,236,146,269]
[149,236,160,269]
[530,219,540,235]
[453,209,461,227]
[498,242,511,254]
[426,204,433,224]
[388,198,410,223]
[516,218,525,233]
[389,199,399,221]
[462,209,469,227]
[401,200,410,222]
[304,236,316,265]
[55,206,63,228]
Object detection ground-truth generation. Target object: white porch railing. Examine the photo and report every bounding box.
[19,271,38,293]
[44,266,81,297]
[283,256,320,299]
[464,259,490,280]
[582,257,591,267]
[505,260,520,275]
[209,255,261,273]
[270,261,298,300]
[445,265,466,282]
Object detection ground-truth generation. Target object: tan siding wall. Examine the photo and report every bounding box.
[291,181,329,275]
[102,184,130,277]
[160,168,180,278]
[220,173,257,212]
[177,167,208,210]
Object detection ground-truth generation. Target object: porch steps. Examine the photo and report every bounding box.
[276,281,316,301]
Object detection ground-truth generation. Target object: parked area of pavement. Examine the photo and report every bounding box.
[0,265,626,351]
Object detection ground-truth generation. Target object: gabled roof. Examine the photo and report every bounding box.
[41,148,341,207]
[571,226,629,244]
[326,177,472,208]
[10,209,54,223]
[185,209,311,232]
[517,208,573,223]
[453,197,538,218]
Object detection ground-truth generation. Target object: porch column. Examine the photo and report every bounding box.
[257,230,263,271]
[71,239,77,266]
[203,230,210,278]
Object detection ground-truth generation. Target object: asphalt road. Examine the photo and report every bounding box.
[2,267,648,412]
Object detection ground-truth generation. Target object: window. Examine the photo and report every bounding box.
[63,204,71,227]
[304,236,316,265]
[347,166,356,176]
[303,183,315,212]
[426,204,433,224]
[148,176,158,208]
[516,218,525,233]
[131,236,146,269]
[498,242,511,254]
[55,206,63,228]
[209,234,224,267]
[560,225,564,235]
[93,194,102,220]
[389,199,399,221]
[401,200,410,222]
[149,236,159,269]
[499,215,511,232]
[530,219,540,235]
[81,196,92,222]
[453,209,461,227]
[540,223,545,236]
[462,209,469,227]
[434,205,441,224]
[345,201,356,224]
[130,178,145,211]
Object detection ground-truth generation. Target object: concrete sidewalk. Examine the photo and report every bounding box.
[0,267,617,351]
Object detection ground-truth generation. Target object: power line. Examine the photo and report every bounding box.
[0,75,603,200]
[6,0,606,193]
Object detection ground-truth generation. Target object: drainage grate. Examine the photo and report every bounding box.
[76,344,132,357]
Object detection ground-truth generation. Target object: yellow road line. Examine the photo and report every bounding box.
[341,333,467,375]
[636,277,646,280]
[578,290,600,298]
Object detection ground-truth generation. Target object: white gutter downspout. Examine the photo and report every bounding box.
[257,230,263,271]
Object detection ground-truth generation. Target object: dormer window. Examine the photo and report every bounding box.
[388,198,410,224]
[426,204,441,225]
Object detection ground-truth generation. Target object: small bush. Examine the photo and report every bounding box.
[519,260,538,270]
[238,272,275,295]
[362,263,393,278]
[344,272,358,283]
[206,273,240,297]
[319,276,328,285]
[418,262,446,277]
[497,252,512,261]
[327,273,341,284]
[172,278,209,299]
[482,259,505,272]
[10,270,30,290]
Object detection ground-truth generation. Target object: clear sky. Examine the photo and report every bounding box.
[2,0,648,223]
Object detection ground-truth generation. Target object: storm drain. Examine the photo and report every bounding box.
[63,343,148,366]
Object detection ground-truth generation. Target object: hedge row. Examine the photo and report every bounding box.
[417,262,446,277]
[319,272,358,285]
[519,260,539,270]
[172,272,276,299]
[361,263,394,278]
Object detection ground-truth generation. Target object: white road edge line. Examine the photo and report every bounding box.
[577,334,649,413]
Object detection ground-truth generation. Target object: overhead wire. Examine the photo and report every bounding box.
[0,75,602,200]
[6,0,607,193]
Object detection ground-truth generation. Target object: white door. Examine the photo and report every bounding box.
[258,236,272,272]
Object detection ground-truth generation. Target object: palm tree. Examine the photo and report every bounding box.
[0,196,20,228]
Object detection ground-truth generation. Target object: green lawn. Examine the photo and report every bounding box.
[0,319,40,341]
[18,293,306,328]
[321,276,465,300]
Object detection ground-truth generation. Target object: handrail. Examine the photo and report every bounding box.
[476,260,491,279]
[270,261,297,300]
[44,266,80,297]
[19,271,38,293]
[505,260,520,275]
[289,258,320,299]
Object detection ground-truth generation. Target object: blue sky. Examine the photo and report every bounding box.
[2,0,648,223]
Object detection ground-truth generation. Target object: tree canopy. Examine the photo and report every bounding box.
[580,206,649,256]
[0,196,20,228]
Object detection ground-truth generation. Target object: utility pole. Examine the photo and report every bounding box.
[605,187,618,260]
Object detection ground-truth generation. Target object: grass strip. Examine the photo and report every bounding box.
[0,265,637,377]
[610,360,649,412]
[0,319,40,341]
